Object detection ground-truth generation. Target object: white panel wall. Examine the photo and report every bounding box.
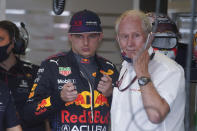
[5,0,135,70]
[0,0,6,20]
[4,0,193,69]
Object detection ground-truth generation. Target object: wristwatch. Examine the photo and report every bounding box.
[138,76,151,86]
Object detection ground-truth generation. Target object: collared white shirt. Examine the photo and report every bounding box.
[111,50,185,131]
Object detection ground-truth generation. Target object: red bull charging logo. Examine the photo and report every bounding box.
[35,97,51,115]
[92,69,114,77]
[65,90,109,108]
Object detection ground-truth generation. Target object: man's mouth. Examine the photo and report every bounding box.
[82,48,90,52]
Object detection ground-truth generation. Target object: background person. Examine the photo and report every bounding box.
[0,20,45,131]
[146,12,180,60]
[23,9,119,131]
[0,80,22,131]
[111,10,185,131]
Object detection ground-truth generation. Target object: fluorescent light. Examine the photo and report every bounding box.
[50,11,71,16]
[179,28,197,34]
[54,23,69,29]
[6,9,26,15]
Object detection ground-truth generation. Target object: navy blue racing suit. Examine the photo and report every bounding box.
[23,50,119,131]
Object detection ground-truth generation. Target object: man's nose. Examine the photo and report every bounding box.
[84,36,89,46]
[127,36,133,46]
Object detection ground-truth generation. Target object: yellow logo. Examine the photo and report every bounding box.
[28,84,37,98]
[100,69,114,75]
[36,97,51,111]
[65,90,109,108]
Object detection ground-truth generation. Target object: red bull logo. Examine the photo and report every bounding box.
[92,72,96,77]
[65,90,109,108]
[92,69,114,77]
[100,69,114,76]
[73,20,83,26]
[61,110,109,124]
[35,97,51,115]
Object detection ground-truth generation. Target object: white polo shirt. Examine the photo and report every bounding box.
[111,51,185,131]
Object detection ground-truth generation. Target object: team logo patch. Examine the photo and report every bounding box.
[59,67,72,76]
[65,90,109,108]
[100,69,114,76]
[80,58,90,64]
[73,20,82,26]
[36,97,51,111]
[26,73,32,78]
[92,72,96,77]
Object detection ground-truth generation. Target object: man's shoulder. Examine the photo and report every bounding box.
[153,51,184,72]
[96,55,115,67]
[19,59,39,71]
[44,52,68,61]
[40,52,69,68]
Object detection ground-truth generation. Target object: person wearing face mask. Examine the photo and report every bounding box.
[0,20,46,131]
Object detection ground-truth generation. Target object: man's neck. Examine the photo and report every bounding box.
[0,53,17,71]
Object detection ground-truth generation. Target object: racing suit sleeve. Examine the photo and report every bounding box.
[22,60,65,123]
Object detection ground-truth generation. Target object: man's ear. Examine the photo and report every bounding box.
[99,33,103,42]
[116,35,120,43]
[68,34,72,41]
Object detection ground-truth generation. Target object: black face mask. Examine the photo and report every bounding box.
[0,43,11,62]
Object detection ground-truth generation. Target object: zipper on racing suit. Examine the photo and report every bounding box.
[80,71,94,122]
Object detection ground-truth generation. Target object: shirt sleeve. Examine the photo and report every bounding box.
[155,65,185,109]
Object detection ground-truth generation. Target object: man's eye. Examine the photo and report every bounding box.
[73,34,83,38]
[89,34,99,38]
[134,34,140,38]
[0,37,4,41]
[120,35,128,40]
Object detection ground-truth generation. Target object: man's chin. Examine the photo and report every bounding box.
[81,53,93,58]
[126,53,135,59]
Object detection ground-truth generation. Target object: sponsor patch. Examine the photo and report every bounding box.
[50,59,59,65]
[37,68,44,74]
[100,69,114,76]
[92,72,96,77]
[65,90,109,108]
[86,21,98,26]
[19,80,28,88]
[35,97,51,115]
[61,110,109,125]
[34,75,41,83]
[73,20,83,26]
[57,79,76,84]
[26,73,32,78]
[80,58,90,64]
[28,84,37,98]
[59,67,71,76]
